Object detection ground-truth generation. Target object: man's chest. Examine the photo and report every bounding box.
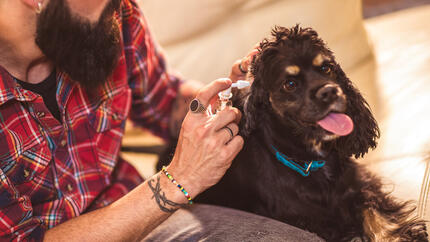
[0,63,131,218]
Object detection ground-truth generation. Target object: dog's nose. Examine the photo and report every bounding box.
[315,84,342,104]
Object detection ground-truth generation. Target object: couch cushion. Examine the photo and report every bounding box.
[139,0,373,84]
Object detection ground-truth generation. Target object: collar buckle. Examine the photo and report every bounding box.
[272,146,326,177]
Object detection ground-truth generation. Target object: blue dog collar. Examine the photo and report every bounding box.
[271,146,325,177]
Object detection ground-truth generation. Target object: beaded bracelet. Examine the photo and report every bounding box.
[161,166,193,204]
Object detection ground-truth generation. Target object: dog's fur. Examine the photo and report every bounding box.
[159,26,428,241]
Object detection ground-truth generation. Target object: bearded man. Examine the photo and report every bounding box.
[0,0,322,241]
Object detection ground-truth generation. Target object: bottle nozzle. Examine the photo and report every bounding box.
[218,80,250,99]
[231,80,251,89]
[217,80,250,112]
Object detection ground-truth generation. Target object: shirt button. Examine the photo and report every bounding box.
[23,169,30,178]
[67,184,73,192]
[18,196,32,211]
[36,112,45,118]
[112,113,119,120]
[60,139,67,147]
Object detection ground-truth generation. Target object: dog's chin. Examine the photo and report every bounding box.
[288,120,339,153]
[320,131,339,141]
[307,124,340,141]
[301,125,339,156]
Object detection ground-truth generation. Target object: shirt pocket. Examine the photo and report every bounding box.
[89,86,131,133]
[0,128,52,186]
[88,86,131,176]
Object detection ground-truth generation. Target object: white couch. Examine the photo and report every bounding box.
[139,0,377,111]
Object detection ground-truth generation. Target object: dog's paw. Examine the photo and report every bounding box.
[402,222,428,242]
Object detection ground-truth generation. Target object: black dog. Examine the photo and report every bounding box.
[159,26,428,241]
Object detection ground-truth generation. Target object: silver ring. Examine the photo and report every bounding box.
[224,126,234,141]
[238,61,247,74]
[189,99,206,113]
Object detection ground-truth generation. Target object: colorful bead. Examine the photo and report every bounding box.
[161,166,193,204]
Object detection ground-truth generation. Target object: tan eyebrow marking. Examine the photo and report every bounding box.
[285,65,300,76]
[312,53,330,66]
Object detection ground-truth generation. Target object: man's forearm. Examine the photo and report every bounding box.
[44,173,187,241]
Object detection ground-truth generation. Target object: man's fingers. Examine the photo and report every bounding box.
[230,48,259,82]
[195,78,232,108]
[248,48,260,57]
[211,108,241,131]
[241,49,259,71]
[224,135,244,159]
[216,123,239,144]
[231,59,245,77]
[233,108,242,124]
[244,49,259,64]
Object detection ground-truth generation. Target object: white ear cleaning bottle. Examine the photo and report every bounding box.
[217,80,250,112]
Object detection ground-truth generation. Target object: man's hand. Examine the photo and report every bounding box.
[166,78,244,200]
[168,80,202,138]
[229,48,259,83]
[169,47,259,138]
[44,72,245,242]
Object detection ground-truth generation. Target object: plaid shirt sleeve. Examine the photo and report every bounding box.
[123,1,183,140]
[1,1,180,240]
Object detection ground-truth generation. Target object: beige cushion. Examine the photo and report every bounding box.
[139,0,372,83]
[363,5,430,224]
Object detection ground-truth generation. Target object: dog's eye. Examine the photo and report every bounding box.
[283,80,297,91]
[320,65,331,74]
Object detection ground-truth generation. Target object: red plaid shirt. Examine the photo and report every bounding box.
[0,1,181,241]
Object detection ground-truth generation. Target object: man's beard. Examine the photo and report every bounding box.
[35,0,121,90]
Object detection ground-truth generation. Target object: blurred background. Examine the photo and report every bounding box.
[123,0,430,222]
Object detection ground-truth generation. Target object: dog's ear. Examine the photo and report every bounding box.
[333,64,380,158]
[241,43,279,137]
[241,83,265,137]
[241,54,267,137]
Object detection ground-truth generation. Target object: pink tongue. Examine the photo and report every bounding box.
[317,113,354,136]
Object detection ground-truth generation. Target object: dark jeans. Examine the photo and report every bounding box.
[143,204,324,241]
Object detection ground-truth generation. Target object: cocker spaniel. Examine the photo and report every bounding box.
[194,25,428,241]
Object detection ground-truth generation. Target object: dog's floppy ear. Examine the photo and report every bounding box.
[333,64,380,158]
[241,84,264,137]
[241,42,280,137]
[241,53,268,137]
[242,25,301,137]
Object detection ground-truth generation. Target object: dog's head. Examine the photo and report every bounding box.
[243,25,379,158]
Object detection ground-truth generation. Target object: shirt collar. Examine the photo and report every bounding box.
[0,65,39,106]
